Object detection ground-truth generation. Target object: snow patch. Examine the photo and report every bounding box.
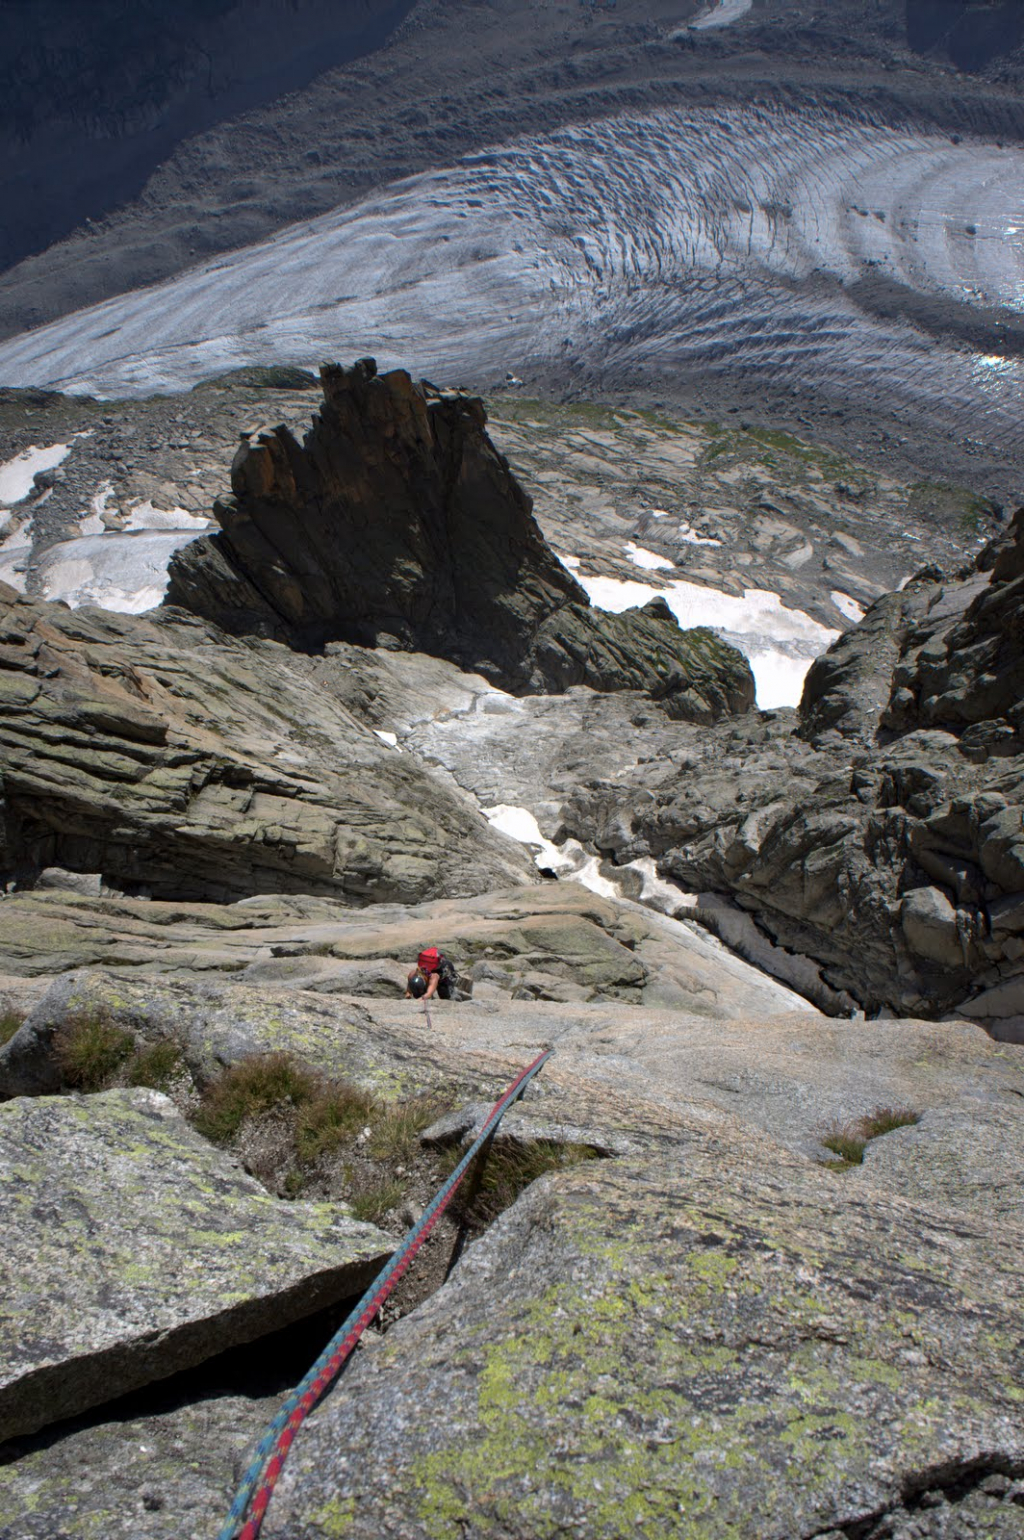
[78,481,116,536]
[570,854,621,901]
[483,804,571,873]
[677,522,723,547]
[687,0,753,29]
[123,501,211,533]
[831,590,866,623]
[579,572,838,709]
[35,531,205,614]
[373,729,400,750]
[0,443,72,506]
[625,542,675,572]
[0,513,34,591]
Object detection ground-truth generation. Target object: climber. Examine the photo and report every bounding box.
[405,946,458,1000]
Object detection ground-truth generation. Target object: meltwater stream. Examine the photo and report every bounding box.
[0,103,1021,458]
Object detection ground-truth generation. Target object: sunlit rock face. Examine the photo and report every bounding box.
[0,104,1020,466]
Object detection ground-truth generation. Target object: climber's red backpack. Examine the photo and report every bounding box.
[418,947,441,975]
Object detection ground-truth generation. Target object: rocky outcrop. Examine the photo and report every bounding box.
[0,584,535,902]
[881,510,1024,756]
[558,517,1024,1034]
[165,361,754,718]
[0,1086,391,1441]
[565,715,1024,1033]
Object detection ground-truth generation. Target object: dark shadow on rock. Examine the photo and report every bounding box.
[165,359,754,720]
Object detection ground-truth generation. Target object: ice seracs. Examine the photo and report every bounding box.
[0,105,1019,467]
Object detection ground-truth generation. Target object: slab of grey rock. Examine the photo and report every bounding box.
[0,1088,392,1442]
[0,585,535,905]
[0,1387,282,1540]
[265,1130,1024,1540]
[1,1008,1021,1536]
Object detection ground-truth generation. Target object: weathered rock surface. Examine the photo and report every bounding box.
[0,1087,391,1442]
[216,1005,1024,1539]
[557,518,1024,1035]
[0,585,534,902]
[880,509,1024,755]
[0,883,814,1099]
[267,1151,1023,1540]
[165,360,754,717]
[3,997,1022,1539]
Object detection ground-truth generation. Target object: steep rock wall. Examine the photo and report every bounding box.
[165,360,754,715]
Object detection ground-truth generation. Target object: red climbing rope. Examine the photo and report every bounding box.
[220,1045,553,1540]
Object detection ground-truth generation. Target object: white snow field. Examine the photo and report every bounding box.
[0,442,74,505]
[0,104,1020,457]
[687,0,753,30]
[579,571,838,710]
[34,530,208,614]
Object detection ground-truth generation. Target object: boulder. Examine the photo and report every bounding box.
[165,361,753,717]
[0,1088,391,1441]
[900,884,964,968]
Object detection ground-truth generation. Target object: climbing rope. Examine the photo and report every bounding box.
[218,1046,553,1540]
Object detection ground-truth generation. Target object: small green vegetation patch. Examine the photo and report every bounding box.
[54,1010,137,1091]
[349,1176,407,1226]
[125,1038,186,1091]
[368,1093,450,1166]
[448,1139,602,1228]
[50,1010,184,1094]
[192,1053,320,1144]
[0,1007,25,1046]
[821,1106,921,1171]
[295,1082,378,1165]
[192,1052,457,1206]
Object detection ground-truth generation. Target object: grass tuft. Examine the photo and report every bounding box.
[367,1093,452,1165]
[192,1053,320,1144]
[54,1011,136,1091]
[295,1082,379,1165]
[0,1007,25,1047]
[125,1039,185,1091]
[821,1105,920,1170]
[858,1105,921,1141]
[448,1139,601,1228]
[349,1176,406,1225]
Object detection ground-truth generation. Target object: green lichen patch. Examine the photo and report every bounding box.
[269,1145,1023,1540]
[0,1088,391,1443]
